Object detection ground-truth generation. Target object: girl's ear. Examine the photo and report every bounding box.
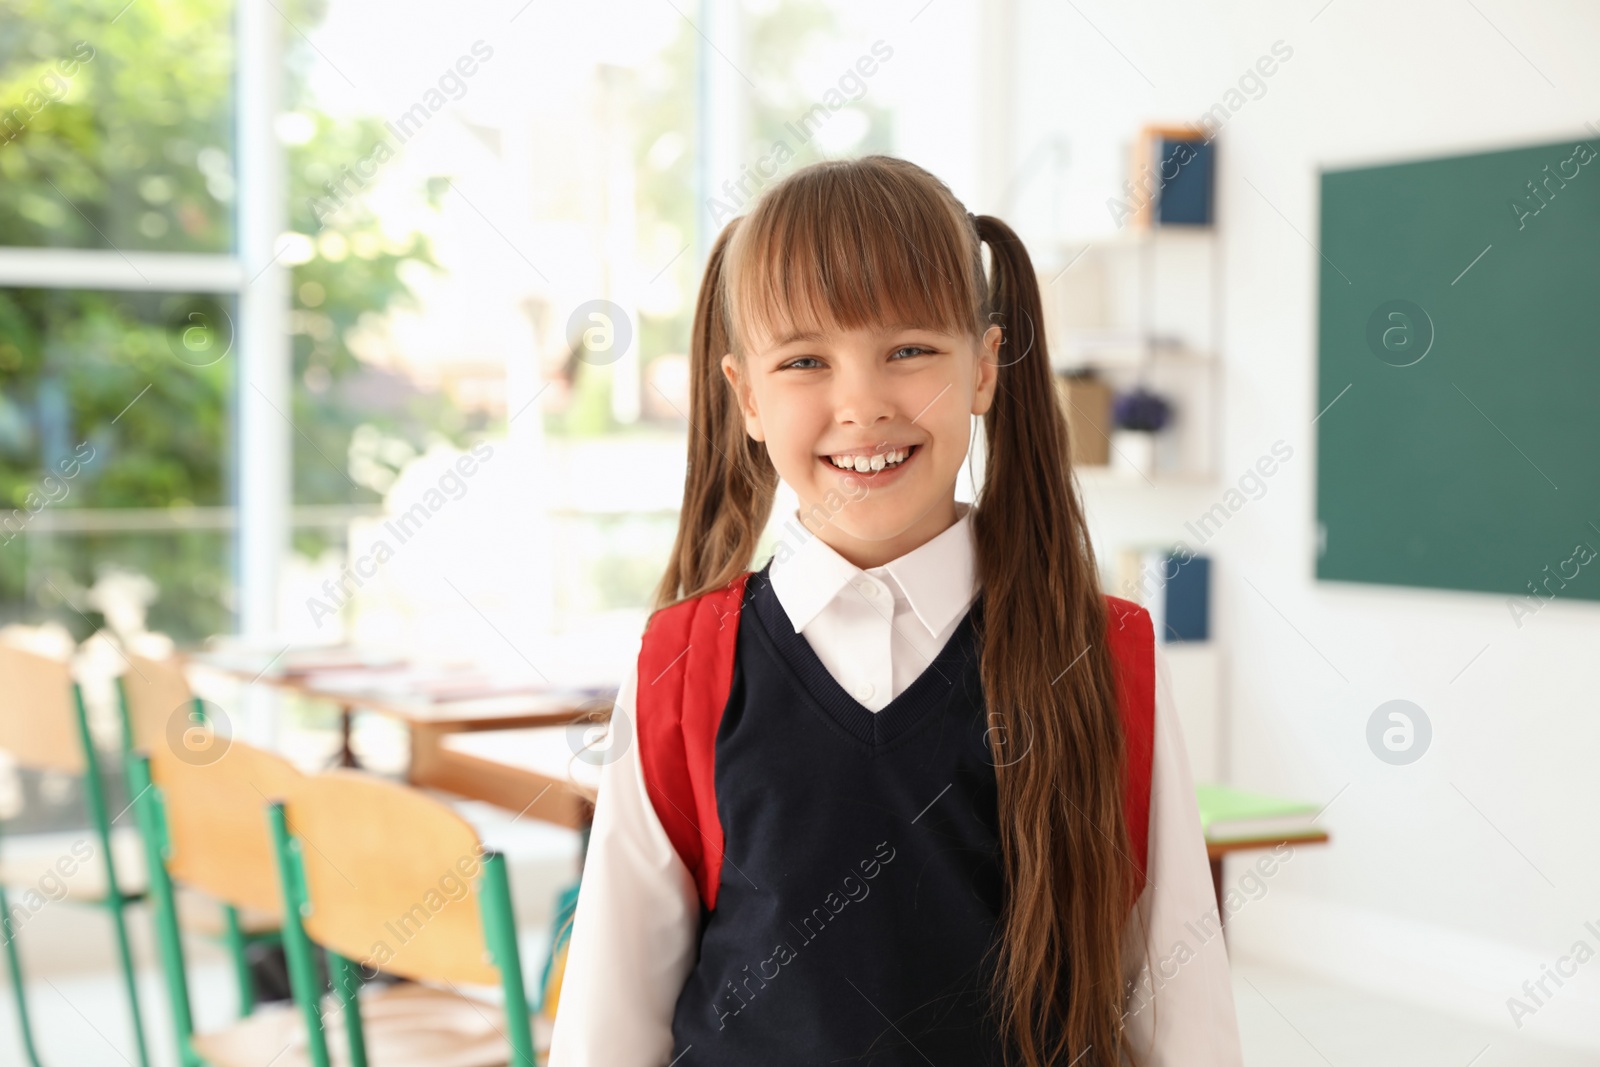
[720,352,766,441]
[971,324,1002,417]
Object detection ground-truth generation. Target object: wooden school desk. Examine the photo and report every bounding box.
[1206,830,1330,933]
[184,647,611,789]
[424,731,1340,907]
[436,726,601,831]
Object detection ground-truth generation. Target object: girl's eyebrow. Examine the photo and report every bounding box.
[769,322,940,347]
[770,328,829,347]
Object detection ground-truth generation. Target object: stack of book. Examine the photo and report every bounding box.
[1195,783,1321,844]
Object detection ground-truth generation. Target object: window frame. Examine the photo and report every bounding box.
[0,0,289,645]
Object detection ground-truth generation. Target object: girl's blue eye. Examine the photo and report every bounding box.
[779,346,930,370]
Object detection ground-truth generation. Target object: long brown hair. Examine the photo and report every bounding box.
[654,155,1140,1067]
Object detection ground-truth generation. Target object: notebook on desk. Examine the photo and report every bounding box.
[1196,783,1321,843]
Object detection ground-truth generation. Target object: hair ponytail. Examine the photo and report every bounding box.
[972,214,1138,1067]
[653,217,778,611]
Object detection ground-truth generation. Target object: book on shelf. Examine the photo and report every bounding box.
[1129,124,1216,228]
[1195,783,1322,843]
[1113,546,1210,642]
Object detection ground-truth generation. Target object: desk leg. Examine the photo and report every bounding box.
[336,705,359,768]
[407,722,443,786]
[1210,856,1225,933]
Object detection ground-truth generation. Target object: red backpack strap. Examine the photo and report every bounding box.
[635,572,749,912]
[1104,595,1157,904]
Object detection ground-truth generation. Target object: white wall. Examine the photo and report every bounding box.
[998,0,1600,1051]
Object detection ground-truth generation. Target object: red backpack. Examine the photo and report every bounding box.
[636,572,1157,912]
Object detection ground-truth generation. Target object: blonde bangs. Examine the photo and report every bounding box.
[721,157,985,355]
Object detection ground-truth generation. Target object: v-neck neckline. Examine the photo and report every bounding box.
[745,565,982,748]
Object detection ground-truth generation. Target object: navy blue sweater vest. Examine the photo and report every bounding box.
[636,565,1156,1067]
[664,566,1007,1066]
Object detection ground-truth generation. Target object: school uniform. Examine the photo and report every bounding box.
[548,503,1243,1066]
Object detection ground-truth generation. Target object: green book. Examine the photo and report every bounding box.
[1195,783,1321,843]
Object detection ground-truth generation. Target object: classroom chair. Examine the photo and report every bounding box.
[268,771,540,1067]
[127,732,310,1066]
[118,651,284,1010]
[117,650,198,753]
[0,642,151,1067]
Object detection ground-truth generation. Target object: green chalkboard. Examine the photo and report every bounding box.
[1315,136,1600,609]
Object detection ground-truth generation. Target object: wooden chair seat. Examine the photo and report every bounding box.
[339,982,548,1067]
[199,982,549,1067]
[189,1002,311,1067]
[0,829,146,902]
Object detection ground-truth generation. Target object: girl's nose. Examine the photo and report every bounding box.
[832,368,895,427]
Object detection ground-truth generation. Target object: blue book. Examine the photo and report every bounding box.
[1157,137,1215,226]
[1162,552,1210,642]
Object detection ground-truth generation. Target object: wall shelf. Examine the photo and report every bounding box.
[1040,223,1223,484]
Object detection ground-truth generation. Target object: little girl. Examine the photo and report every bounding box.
[549,156,1241,1066]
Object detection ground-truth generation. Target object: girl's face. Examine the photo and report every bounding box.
[722,321,1001,569]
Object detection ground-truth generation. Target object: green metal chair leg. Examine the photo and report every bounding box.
[478,851,535,1067]
[127,754,202,1067]
[327,950,368,1067]
[75,686,150,1067]
[221,905,257,1017]
[267,803,332,1067]
[103,893,152,1067]
[1,883,45,1067]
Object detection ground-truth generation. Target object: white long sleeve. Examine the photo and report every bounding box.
[546,657,700,1067]
[1120,642,1245,1065]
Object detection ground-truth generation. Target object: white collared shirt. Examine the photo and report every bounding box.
[766,502,980,712]
[549,506,1244,1066]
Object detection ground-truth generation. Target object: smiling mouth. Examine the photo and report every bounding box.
[822,444,919,474]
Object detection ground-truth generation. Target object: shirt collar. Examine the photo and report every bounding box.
[767,502,978,637]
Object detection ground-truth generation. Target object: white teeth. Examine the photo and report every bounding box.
[827,447,912,471]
